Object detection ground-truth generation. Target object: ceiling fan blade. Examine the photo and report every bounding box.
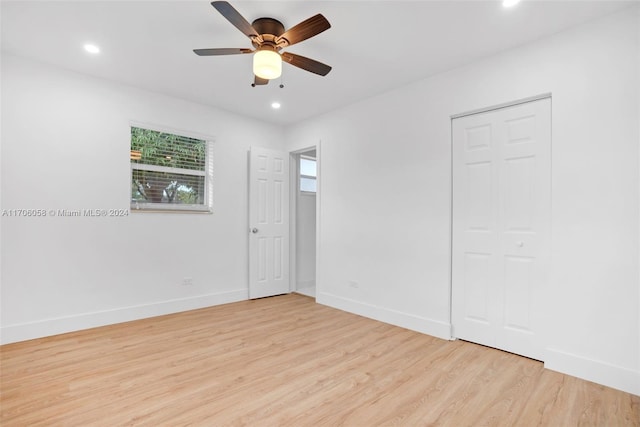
[276,14,330,47]
[193,48,253,56]
[254,76,269,86]
[281,52,332,76]
[211,1,257,38]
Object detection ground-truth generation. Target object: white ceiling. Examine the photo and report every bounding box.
[1,1,636,126]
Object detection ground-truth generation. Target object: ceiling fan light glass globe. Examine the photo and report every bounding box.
[253,50,282,80]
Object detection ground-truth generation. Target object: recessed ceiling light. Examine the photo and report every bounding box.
[83,43,100,54]
[271,102,281,109]
[502,0,521,7]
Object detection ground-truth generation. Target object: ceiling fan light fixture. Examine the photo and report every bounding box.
[253,49,282,80]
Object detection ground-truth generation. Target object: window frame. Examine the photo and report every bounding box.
[130,122,214,213]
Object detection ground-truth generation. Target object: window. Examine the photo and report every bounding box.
[130,125,213,212]
[299,156,317,193]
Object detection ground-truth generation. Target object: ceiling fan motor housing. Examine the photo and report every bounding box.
[251,18,285,49]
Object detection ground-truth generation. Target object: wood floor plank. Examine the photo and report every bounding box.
[1,294,638,426]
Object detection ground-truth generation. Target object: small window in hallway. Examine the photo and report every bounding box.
[299,156,316,193]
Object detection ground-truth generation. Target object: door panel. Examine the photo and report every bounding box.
[466,161,493,230]
[249,147,290,299]
[503,255,534,331]
[463,252,491,323]
[452,97,550,361]
[504,156,535,230]
[452,111,498,349]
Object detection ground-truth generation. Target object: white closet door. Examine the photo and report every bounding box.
[452,98,551,361]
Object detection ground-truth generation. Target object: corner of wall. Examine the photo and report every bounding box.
[317,291,452,341]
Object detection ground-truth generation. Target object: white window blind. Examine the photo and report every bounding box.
[130,126,213,212]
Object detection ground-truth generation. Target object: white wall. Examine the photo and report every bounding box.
[296,191,316,290]
[286,6,640,395]
[0,54,285,343]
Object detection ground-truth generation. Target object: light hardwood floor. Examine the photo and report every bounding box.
[1,294,638,426]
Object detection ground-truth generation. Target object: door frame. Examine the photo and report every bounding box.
[449,93,552,346]
[289,143,321,298]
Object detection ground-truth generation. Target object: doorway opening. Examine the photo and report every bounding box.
[290,147,318,298]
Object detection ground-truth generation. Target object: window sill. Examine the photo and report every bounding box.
[130,203,212,214]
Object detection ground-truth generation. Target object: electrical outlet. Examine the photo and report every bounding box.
[182,277,193,286]
[348,280,359,289]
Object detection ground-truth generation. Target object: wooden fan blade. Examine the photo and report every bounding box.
[193,48,253,56]
[254,76,269,86]
[276,14,330,47]
[211,1,257,38]
[281,52,332,76]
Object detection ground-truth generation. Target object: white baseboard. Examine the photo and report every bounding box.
[0,289,247,345]
[545,348,640,396]
[317,291,451,340]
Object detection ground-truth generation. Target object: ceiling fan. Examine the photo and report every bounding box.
[194,1,332,86]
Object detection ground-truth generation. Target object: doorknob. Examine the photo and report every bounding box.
[251,228,259,234]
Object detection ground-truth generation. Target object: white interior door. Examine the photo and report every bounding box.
[249,147,290,299]
[452,97,551,361]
